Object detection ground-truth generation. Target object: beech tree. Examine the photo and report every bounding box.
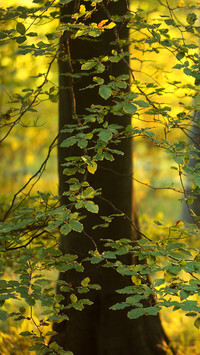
[0,1,200,354]
[52,1,171,354]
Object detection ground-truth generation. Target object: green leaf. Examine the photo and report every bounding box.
[27,32,38,37]
[49,94,58,103]
[90,256,102,264]
[194,175,200,188]
[20,331,32,337]
[16,36,27,44]
[0,310,7,321]
[60,136,77,148]
[0,300,5,307]
[63,167,77,176]
[16,23,26,35]
[173,64,183,69]
[176,52,185,60]
[99,129,112,142]
[166,243,186,251]
[19,307,26,314]
[88,29,101,37]
[183,68,192,76]
[104,152,114,161]
[186,13,197,25]
[78,139,88,149]
[185,312,197,317]
[49,342,60,351]
[110,302,129,310]
[69,220,83,233]
[0,32,8,39]
[60,224,71,235]
[144,306,160,316]
[174,156,183,165]
[95,63,105,73]
[180,300,200,312]
[154,278,165,287]
[25,296,35,306]
[164,19,175,26]
[194,318,200,329]
[81,61,96,71]
[123,103,137,114]
[134,100,149,108]
[99,85,112,100]
[128,308,145,319]
[82,186,95,198]
[85,201,99,213]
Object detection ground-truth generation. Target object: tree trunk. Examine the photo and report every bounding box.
[52,1,173,354]
[182,113,200,223]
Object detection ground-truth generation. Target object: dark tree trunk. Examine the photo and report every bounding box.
[52,1,173,354]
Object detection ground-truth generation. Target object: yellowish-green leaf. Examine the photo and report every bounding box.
[106,22,116,29]
[70,294,78,303]
[87,161,97,174]
[81,277,90,287]
[85,201,99,213]
[131,275,141,285]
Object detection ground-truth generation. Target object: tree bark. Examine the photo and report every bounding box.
[52,1,173,354]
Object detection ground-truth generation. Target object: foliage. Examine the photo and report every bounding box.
[0,0,200,353]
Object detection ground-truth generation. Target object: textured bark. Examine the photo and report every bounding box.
[52,1,173,354]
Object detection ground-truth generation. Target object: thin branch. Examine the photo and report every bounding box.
[98,165,185,193]
[2,134,58,221]
[5,230,45,251]
[99,195,154,243]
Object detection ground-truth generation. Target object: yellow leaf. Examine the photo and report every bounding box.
[87,161,97,174]
[131,275,141,285]
[178,0,185,6]
[70,294,78,303]
[105,22,116,30]
[79,5,86,14]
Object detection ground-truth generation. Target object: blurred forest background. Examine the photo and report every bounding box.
[0,0,200,354]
